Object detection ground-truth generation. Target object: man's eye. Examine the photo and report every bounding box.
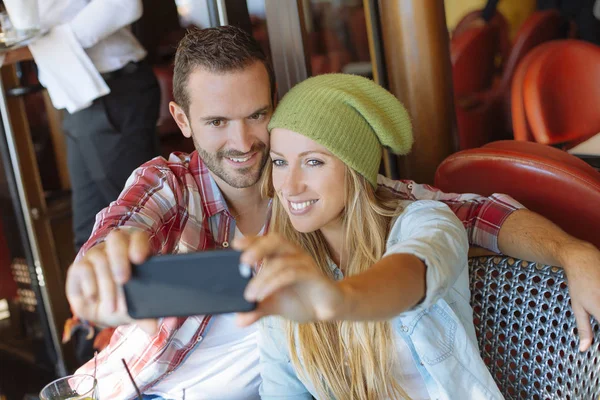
[210,120,223,127]
[250,113,264,120]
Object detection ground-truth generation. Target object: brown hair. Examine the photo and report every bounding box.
[173,25,276,114]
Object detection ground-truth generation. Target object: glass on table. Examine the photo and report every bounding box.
[0,11,18,43]
[39,374,98,400]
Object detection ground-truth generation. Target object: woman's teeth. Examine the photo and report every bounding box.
[290,200,317,210]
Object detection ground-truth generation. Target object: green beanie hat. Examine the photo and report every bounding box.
[268,73,413,187]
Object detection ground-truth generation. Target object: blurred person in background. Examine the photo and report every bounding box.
[2,0,161,252]
[2,0,160,364]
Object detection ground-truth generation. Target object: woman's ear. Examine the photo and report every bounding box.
[169,101,193,138]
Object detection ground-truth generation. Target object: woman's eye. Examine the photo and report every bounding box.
[307,159,323,167]
[272,159,286,167]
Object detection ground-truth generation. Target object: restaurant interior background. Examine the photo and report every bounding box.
[1,0,599,398]
[0,0,381,398]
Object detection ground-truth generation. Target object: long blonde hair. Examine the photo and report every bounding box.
[261,162,410,400]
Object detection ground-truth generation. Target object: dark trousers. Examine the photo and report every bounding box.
[62,61,161,250]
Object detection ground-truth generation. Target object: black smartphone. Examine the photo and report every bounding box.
[123,250,256,319]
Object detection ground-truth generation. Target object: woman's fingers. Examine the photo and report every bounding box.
[247,256,322,304]
[244,256,298,301]
[234,234,300,265]
[236,295,280,327]
[236,309,266,327]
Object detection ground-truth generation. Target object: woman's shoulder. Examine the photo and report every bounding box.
[386,200,464,244]
[260,316,287,330]
[390,200,456,225]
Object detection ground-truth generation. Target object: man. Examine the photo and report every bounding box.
[66,26,600,399]
[3,0,161,251]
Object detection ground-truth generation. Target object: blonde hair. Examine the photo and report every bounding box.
[261,162,410,400]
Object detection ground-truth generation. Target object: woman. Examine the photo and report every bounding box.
[233,74,502,399]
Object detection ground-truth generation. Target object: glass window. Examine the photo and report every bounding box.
[304,0,372,78]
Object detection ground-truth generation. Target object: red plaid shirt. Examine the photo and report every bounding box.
[74,151,523,399]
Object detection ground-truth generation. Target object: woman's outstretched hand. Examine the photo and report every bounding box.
[233,234,348,326]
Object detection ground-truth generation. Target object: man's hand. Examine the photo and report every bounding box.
[2,46,33,65]
[65,229,159,335]
[557,241,600,352]
[497,209,600,352]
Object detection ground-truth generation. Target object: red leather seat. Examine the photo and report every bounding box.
[510,44,554,142]
[452,10,569,150]
[453,9,511,69]
[483,140,599,176]
[435,141,600,249]
[451,24,501,149]
[451,24,499,97]
[522,40,600,147]
[498,10,568,121]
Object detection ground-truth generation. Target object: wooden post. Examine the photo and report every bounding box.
[378,0,457,184]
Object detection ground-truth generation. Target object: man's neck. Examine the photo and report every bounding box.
[211,173,269,236]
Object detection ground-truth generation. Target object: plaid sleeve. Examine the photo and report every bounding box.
[66,158,198,399]
[78,158,185,259]
[377,176,525,253]
[64,158,186,347]
[75,317,187,400]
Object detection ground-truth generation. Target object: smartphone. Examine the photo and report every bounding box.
[123,250,256,319]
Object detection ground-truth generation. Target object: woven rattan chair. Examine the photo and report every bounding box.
[469,256,600,399]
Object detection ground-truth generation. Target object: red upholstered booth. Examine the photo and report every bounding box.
[510,44,552,142]
[434,140,600,249]
[521,40,600,147]
[451,24,501,149]
[453,9,510,68]
[497,9,568,122]
[452,10,570,150]
[451,24,499,97]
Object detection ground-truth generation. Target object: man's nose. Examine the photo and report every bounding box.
[229,122,254,153]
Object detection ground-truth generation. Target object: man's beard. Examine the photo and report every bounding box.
[193,136,269,189]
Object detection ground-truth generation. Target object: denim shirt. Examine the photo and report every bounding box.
[258,200,504,400]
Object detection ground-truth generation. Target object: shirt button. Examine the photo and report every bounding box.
[222,241,229,248]
[401,326,409,332]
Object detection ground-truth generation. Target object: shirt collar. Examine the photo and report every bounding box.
[191,151,274,221]
[190,151,230,218]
